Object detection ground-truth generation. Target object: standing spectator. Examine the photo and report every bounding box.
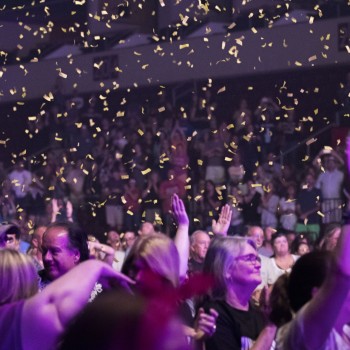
[104,165,124,231]
[169,143,189,185]
[198,180,223,231]
[254,96,280,156]
[227,185,244,236]
[278,183,298,232]
[141,171,161,224]
[296,173,322,244]
[123,178,142,231]
[241,180,262,226]
[8,160,33,212]
[315,150,344,224]
[232,98,252,133]
[227,152,245,186]
[259,181,280,229]
[204,132,226,185]
[65,159,86,211]
[159,170,186,234]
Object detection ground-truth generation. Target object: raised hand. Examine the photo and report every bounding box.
[171,193,189,226]
[212,204,232,236]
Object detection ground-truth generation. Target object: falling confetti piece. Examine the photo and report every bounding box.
[141,168,151,175]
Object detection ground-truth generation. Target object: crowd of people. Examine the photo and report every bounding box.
[1,76,349,244]
[1,157,350,349]
[1,69,350,349]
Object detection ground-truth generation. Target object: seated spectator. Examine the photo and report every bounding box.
[265,232,298,286]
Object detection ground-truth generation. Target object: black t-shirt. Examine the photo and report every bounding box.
[296,187,322,224]
[188,258,204,275]
[202,299,265,350]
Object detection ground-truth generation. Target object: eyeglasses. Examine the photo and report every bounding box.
[235,254,261,264]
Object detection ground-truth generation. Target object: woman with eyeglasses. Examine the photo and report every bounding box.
[200,236,276,350]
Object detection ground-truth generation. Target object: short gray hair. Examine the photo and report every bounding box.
[190,230,209,245]
[203,236,256,300]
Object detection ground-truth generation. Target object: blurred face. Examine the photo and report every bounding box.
[191,232,210,262]
[42,227,79,280]
[107,231,120,247]
[325,228,341,251]
[247,227,264,249]
[5,233,20,251]
[273,236,289,256]
[305,175,315,189]
[287,185,295,197]
[325,157,336,171]
[139,223,155,236]
[297,243,310,256]
[33,226,46,252]
[124,232,136,249]
[229,243,261,288]
[131,259,171,297]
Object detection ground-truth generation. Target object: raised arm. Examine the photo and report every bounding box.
[299,140,350,349]
[21,260,134,350]
[171,193,190,280]
[299,223,350,350]
[211,204,232,236]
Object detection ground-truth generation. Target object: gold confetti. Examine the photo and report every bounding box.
[217,86,226,94]
[141,168,151,175]
[179,44,189,49]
